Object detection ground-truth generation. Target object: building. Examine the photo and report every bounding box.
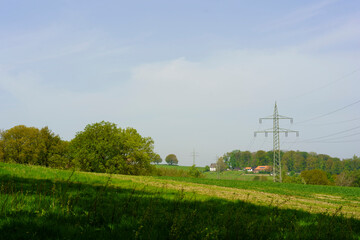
[253,166,272,173]
[244,167,253,172]
[210,163,217,172]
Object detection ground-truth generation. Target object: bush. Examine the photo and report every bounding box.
[188,165,202,178]
[283,175,304,184]
[300,169,330,185]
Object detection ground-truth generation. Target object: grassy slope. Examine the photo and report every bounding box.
[1,162,360,239]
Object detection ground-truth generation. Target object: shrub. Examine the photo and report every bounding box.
[188,165,202,178]
[300,169,330,185]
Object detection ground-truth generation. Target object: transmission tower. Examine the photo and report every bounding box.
[254,102,299,182]
[191,149,199,166]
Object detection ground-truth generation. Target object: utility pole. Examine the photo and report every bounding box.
[254,102,299,183]
[191,149,199,166]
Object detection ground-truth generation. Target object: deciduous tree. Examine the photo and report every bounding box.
[165,154,178,165]
[216,156,227,172]
[152,154,162,164]
[0,125,68,167]
[70,121,156,175]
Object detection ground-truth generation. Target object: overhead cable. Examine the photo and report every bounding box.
[296,99,360,124]
[288,66,360,100]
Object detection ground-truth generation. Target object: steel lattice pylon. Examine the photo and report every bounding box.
[254,102,299,182]
[273,103,281,182]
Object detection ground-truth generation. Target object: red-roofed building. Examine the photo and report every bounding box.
[253,166,272,173]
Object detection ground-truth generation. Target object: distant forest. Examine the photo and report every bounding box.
[223,150,360,174]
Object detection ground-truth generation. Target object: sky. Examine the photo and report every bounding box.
[0,0,359,166]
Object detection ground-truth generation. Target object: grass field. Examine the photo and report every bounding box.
[1,162,360,239]
[155,164,205,171]
[203,171,271,181]
[155,164,270,181]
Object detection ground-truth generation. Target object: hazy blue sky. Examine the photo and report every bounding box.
[1,0,359,166]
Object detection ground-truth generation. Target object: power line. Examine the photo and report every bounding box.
[246,136,256,151]
[301,139,360,143]
[296,116,360,127]
[305,125,360,141]
[288,125,360,143]
[287,66,360,100]
[296,99,360,124]
[303,132,360,143]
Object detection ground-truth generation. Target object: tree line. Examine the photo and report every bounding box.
[223,149,360,187]
[223,149,360,174]
[0,121,159,175]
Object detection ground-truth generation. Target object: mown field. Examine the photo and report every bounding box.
[155,164,270,181]
[1,162,360,239]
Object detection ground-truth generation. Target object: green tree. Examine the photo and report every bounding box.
[335,171,355,187]
[351,170,360,187]
[294,152,306,172]
[38,126,69,168]
[70,121,156,175]
[331,158,343,174]
[0,125,68,168]
[306,155,319,170]
[254,150,271,166]
[282,151,296,172]
[152,154,162,164]
[119,127,157,175]
[225,150,241,169]
[165,154,178,165]
[242,151,252,167]
[300,169,330,185]
[216,156,227,172]
[1,125,44,165]
[343,155,360,171]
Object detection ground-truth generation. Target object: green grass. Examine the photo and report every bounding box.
[155,164,205,171]
[203,171,271,181]
[156,176,360,202]
[155,164,271,181]
[1,162,360,239]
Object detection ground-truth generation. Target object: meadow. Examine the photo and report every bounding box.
[155,164,269,181]
[1,162,360,239]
